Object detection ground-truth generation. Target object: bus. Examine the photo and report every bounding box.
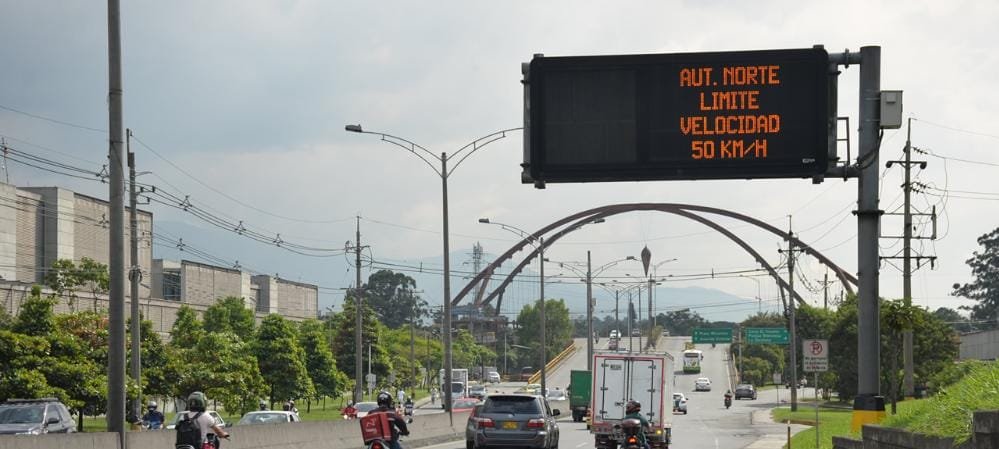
[682,349,703,373]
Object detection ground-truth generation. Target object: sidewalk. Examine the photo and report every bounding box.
[747,409,810,449]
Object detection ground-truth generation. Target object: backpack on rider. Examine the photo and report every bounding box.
[175,411,203,448]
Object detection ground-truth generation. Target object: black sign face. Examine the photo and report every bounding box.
[522,48,829,185]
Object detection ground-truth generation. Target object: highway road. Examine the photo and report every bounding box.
[412,334,808,449]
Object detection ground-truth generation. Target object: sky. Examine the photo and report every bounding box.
[1,1,997,323]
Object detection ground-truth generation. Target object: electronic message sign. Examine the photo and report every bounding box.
[522,48,829,185]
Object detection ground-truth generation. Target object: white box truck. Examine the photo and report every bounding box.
[590,352,674,449]
[439,368,469,405]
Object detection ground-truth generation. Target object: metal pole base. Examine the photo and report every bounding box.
[850,394,885,432]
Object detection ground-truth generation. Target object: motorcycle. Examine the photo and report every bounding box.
[403,402,414,416]
[176,433,229,449]
[724,396,732,409]
[617,418,644,449]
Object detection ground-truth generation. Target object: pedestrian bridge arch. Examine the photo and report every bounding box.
[453,203,857,314]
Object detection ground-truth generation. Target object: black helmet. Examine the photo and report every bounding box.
[187,392,207,411]
[626,400,641,414]
[377,391,394,408]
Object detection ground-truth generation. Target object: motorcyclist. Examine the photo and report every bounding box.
[343,401,358,419]
[176,391,228,448]
[259,400,268,411]
[403,397,414,416]
[724,390,733,409]
[622,400,650,449]
[141,401,165,430]
[370,391,410,449]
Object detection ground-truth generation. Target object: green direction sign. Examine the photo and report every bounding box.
[692,328,733,344]
[746,327,789,344]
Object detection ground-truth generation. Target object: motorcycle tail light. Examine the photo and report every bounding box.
[627,436,638,444]
[527,419,545,429]
[370,441,384,449]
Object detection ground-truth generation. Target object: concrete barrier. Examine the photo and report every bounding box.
[0,412,471,449]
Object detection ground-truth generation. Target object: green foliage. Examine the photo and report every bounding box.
[739,356,772,386]
[658,308,708,336]
[170,305,203,349]
[927,359,991,392]
[952,227,999,327]
[364,270,428,329]
[736,312,786,383]
[203,296,256,341]
[173,331,267,416]
[44,258,109,312]
[330,295,392,380]
[828,294,958,401]
[255,314,315,402]
[0,304,13,330]
[882,361,999,443]
[13,289,57,336]
[932,307,976,333]
[515,298,573,366]
[131,318,180,398]
[298,319,343,399]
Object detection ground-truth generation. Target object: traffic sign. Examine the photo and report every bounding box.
[523,48,830,185]
[745,327,789,344]
[692,328,733,344]
[803,339,829,372]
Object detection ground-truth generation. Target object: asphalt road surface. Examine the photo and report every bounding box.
[411,335,813,449]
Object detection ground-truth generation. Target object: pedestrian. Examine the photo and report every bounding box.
[397,388,406,406]
[430,387,438,405]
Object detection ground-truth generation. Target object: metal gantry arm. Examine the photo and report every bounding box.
[346,126,443,177]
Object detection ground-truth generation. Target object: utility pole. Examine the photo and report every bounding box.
[780,217,800,412]
[823,271,830,310]
[127,131,142,424]
[615,291,620,334]
[106,0,127,445]
[885,117,931,400]
[586,251,594,370]
[352,217,365,404]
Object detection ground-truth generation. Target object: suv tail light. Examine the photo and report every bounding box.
[527,418,545,429]
[476,418,495,428]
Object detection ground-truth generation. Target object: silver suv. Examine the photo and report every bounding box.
[465,394,560,449]
[0,398,76,435]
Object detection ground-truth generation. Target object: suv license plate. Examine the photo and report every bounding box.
[503,421,518,429]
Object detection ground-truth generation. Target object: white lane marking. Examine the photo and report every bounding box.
[576,443,588,448]
[715,436,720,449]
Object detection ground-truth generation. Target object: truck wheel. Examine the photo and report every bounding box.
[467,441,474,449]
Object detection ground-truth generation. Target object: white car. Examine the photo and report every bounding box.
[694,377,712,391]
[486,371,501,383]
[166,410,226,430]
[236,411,300,426]
[609,330,620,339]
[353,401,379,418]
[672,393,688,414]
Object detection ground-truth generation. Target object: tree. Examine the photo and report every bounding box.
[203,296,256,341]
[13,287,57,337]
[330,295,392,381]
[932,307,976,333]
[952,227,999,329]
[254,314,315,403]
[659,309,708,336]
[298,320,343,402]
[131,318,180,399]
[173,331,267,416]
[515,298,572,364]
[736,312,786,384]
[0,306,11,330]
[170,305,203,349]
[44,258,109,312]
[364,270,428,329]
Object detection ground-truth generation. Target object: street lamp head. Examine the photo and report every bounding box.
[478,218,491,224]
[345,124,363,133]
[626,256,637,261]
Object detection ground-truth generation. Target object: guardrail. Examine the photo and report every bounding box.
[527,343,577,384]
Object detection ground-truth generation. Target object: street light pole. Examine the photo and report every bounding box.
[539,236,546,394]
[346,125,520,424]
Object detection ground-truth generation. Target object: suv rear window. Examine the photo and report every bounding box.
[483,396,541,414]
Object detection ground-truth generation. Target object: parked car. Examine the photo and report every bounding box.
[607,338,619,351]
[0,398,76,435]
[453,398,482,413]
[694,377,712,391]
[167,410,226,430]
[353,401,379,418]
[662,330,671,337]
[519,366,535,381]
[734,384,758,400]
[672,393,688,414]
[236,411,301,426]
[631,328,641,337]
[465,394,560,449]
[486,371,501,383]
[468,383,488,400]
[609,330,620,339]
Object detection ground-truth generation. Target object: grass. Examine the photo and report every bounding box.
[772,404,857,449]
[880,361,999,444]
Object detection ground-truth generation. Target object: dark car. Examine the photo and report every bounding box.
[734,384,757,400]
[519,366,535,381]
[0,398,76,435]
[465,394,560,449]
